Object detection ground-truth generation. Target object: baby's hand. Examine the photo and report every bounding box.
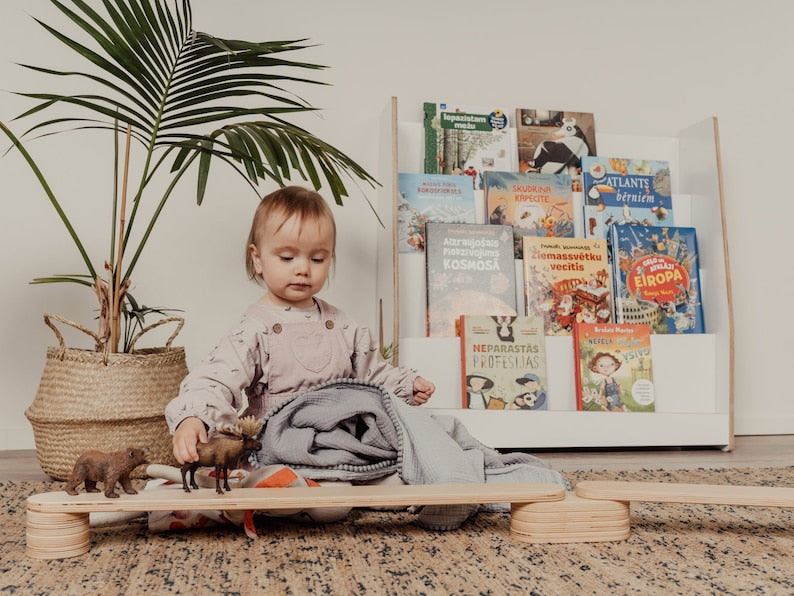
[412,376,435,405]
[172,417,208,465]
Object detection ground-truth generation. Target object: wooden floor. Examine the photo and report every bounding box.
[4,435,794,483]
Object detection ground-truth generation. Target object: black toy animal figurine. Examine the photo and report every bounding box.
[65,447,149,498]
[181,416,263,494]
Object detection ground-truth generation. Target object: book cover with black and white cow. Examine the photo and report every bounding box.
[515,108,597,193]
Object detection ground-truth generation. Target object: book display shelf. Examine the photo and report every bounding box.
[375,97,733,450]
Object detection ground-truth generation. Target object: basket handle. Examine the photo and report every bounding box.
[43,313,104,358]
[128,317,185,352]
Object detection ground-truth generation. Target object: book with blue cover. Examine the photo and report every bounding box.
[582,156,673,239]
[609,224,705,334]
[397,173,476,253]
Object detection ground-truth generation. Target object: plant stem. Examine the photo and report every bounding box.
[111,124,132,353]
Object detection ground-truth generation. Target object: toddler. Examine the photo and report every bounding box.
[166,186,435,465]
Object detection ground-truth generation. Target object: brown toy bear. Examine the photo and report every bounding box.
[65,447,149,498]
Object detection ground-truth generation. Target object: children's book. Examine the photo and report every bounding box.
[483,170,574,258]
[515,108,597,192]
[573,322,654,412]
[609,224,705,334]
[581,156,673,239]
[522,236,612,335]
[397,173,476,253]
[460,314,548,410]
[423,102,514,190]
[425,222,517,337]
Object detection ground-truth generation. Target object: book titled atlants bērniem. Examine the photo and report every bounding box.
[425,222,517,337]
[581,156,673,239]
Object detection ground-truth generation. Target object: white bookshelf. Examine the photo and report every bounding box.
[376,97,733,450]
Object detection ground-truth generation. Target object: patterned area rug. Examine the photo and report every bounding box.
[3,467,794,594]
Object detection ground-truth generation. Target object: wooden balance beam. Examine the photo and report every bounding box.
[510,481,794,546]
[26,481,566,559]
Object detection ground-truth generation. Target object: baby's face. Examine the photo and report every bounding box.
[250,212,335,308]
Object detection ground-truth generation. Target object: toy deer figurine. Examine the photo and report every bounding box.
[181,416,263,495]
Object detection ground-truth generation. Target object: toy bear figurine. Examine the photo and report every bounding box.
[65,447,149,498]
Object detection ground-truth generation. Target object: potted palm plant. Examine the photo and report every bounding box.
[3,0,378,479]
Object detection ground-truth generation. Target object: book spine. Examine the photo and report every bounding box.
[573,322,584,411]
[459,315,468,408]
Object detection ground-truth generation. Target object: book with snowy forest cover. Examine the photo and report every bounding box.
[397,173,476,253]
[484,170,574,258]
[423,102,514,190]
[460,314,548,410]
[424,222,517,337]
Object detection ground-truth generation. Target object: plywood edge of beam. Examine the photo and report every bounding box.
[575,481,794,508]
[28,481,566,514]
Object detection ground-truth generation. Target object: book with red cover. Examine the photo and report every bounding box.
[573,322,655,412]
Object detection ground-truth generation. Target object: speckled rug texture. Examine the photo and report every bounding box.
[3,466,794,595]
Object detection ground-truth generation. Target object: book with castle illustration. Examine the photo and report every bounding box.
[460,314,548,410]
[610,224,704,334]
[424,222,517,337]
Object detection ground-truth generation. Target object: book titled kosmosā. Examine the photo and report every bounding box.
[424,222,517,338]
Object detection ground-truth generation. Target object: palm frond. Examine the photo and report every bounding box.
[3,0,381,352]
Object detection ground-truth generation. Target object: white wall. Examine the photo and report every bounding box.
[0,0,791,449]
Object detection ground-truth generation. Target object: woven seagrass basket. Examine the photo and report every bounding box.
[26,314,187,480]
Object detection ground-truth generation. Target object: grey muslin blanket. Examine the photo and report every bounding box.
[250,379,568,529]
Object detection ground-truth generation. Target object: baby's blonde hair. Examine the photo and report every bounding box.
[245,186,337,282]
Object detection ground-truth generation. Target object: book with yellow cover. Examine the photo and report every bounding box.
[522,236,612,335]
